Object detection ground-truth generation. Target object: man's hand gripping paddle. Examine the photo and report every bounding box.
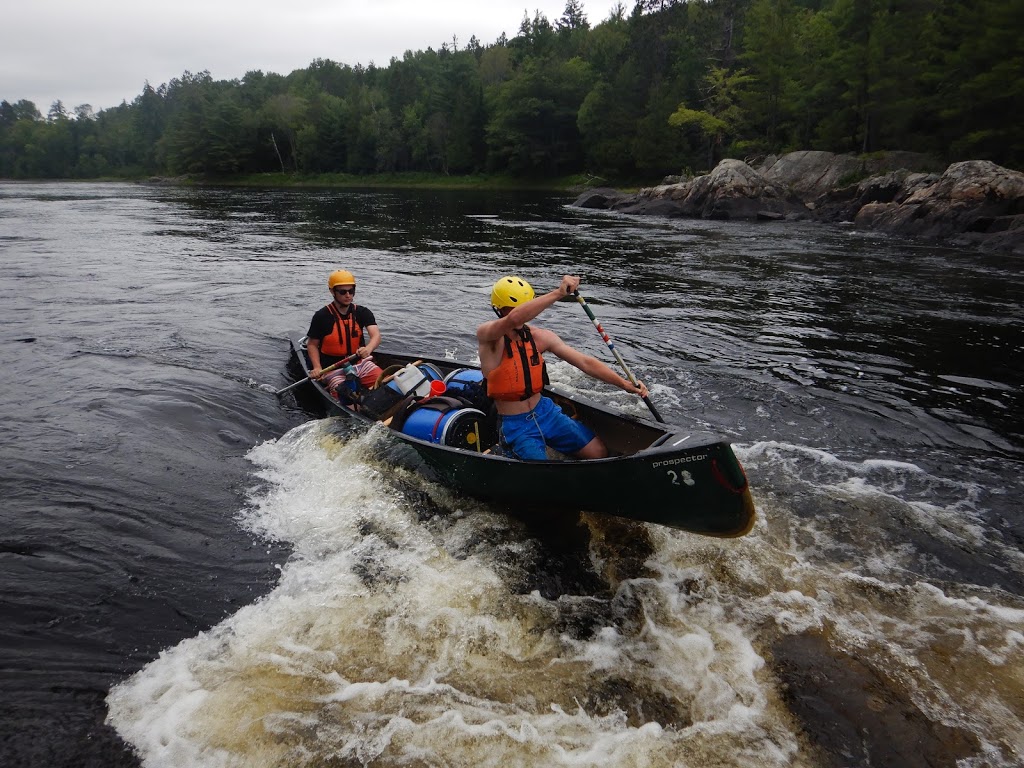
[276,352,359,397]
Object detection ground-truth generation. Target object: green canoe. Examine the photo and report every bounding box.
[287,338,756,537]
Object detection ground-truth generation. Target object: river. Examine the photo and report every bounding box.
[1,181,1021,767]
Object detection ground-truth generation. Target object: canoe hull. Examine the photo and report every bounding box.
[407,435,755,536]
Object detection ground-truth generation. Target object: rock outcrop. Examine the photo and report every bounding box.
[756,150,942,200]
[824,160,1024,253]
[572,152,1024,255]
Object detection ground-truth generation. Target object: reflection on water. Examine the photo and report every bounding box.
[1,182,1021,766]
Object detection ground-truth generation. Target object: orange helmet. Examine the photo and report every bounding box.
[328,270,356,289]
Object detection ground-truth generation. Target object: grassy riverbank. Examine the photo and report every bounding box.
[191,171,612,192]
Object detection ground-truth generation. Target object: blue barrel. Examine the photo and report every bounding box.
[401,406,486,448]
[443,367,485,397]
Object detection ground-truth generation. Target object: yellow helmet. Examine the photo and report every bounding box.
[328,270,356,289]
[491,275,535,309]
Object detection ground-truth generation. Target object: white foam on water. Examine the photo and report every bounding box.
[107,423,1024,766]
[725,441,1024,763]
[736,440,1014,556]
[107,418,803,767]
[648,517,1024,763]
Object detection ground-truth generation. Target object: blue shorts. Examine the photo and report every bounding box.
[498,396,596,461]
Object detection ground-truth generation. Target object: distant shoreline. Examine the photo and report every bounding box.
[138,172,602,192]
[1,172,640,193]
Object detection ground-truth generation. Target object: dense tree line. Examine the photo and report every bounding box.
[2,0,1021,181]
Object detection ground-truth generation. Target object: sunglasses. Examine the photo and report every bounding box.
[333,287,355,295]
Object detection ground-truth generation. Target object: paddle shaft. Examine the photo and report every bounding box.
[276,352,358,396]
[572,291,665,423]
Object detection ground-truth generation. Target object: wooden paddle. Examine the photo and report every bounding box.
[572,290,665,423]
[276,352,359,396]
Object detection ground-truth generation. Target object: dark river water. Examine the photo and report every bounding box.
[1,181,1022,767]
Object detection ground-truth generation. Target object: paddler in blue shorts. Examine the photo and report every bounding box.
[477,274,648,460]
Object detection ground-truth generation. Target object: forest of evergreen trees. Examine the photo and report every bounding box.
[2,0,1021,182]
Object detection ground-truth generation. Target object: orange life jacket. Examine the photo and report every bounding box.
[485,325,546,401]
[319,303,364,358]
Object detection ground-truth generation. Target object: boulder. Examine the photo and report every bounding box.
[759,151,942,201]
[612,196,684,217]
[815,171,941,223]
[759,151,864,200]
[640,159,803,220]
[853,160,1024,249]
[572,187,630,209]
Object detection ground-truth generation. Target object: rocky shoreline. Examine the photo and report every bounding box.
[573,151,1024,255]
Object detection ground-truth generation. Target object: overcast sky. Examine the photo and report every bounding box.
[2,1,615,115]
